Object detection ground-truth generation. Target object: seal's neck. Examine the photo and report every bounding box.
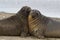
[39,15,49,25]
[17,11,29,19]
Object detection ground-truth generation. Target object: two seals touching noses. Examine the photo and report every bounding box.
[0,6,31,37]
[0,6,60,39]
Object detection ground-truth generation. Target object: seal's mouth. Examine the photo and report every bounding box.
[29,10,39,20]
[22,7,31,17]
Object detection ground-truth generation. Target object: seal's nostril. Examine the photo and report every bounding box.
[32,14,36,18]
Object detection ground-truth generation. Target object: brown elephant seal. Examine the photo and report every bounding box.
[28,10,46,38]
[28,9,60,38]
[17,6,31,37]
[0,6,31,37]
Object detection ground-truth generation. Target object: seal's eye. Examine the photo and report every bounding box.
[32,14,36,18]
[36,12,39,16]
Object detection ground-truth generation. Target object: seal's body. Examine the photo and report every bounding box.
[28,10,60,38]
[45,19,60,37]
[0,15,21,36]
[0,6,31,37]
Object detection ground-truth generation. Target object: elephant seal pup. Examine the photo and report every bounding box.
[0,6,31,37]
[28,10,46,38]
[28,9,60,38]
[17,6,31,37]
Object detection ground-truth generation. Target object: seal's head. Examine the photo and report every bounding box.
[17,6,31,17]
[28,10,42,22]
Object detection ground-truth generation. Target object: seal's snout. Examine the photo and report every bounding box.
[29,10,40,19]
[18,6,31,17]
[21,6,31,13]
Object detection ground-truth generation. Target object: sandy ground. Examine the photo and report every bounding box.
[0,36,60,40]
[0,13,60,40]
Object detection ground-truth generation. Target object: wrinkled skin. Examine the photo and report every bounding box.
[28,9,60,38]
[45,18,60,38]
[0,6,31,37]
[0,16,21,36]
[28,10,46,38]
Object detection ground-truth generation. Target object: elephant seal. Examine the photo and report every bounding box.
[28,10,46,38]
[28,9,60,38]
[17,6,31,37]
[0,6,31,37]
